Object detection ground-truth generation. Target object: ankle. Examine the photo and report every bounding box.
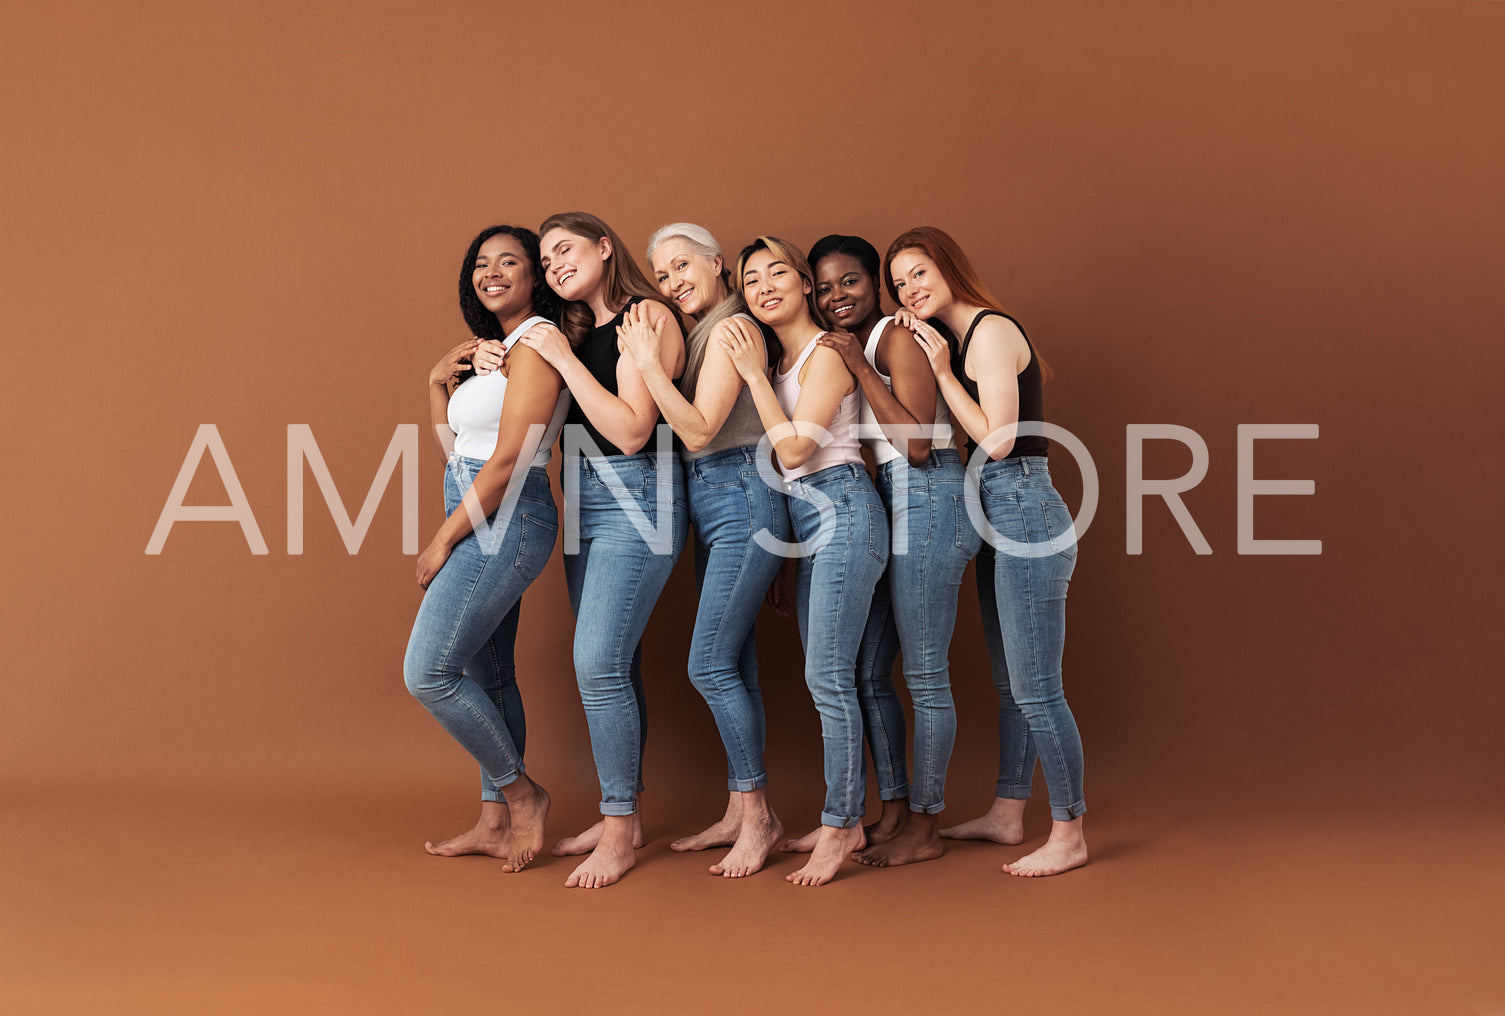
[1048,818,1085,844]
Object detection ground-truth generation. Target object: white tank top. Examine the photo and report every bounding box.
[772,332,861,480]
[858,317,955,466]
[448,315,572,465]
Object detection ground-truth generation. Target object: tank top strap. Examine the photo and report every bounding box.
[864,317,893,379]
[776,331,826,383]
[502,314,550,351]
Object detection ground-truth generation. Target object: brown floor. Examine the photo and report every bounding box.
[5,781,1501,1015]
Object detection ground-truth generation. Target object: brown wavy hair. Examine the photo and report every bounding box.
[538,211,683,347]
[883,226,1050,380]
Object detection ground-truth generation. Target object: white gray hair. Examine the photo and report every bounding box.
[646,222,724,264]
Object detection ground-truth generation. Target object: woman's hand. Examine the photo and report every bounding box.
[716,317,766,383]
[430,339,480,388]
[816,329,869,378]
[416,539,452,589]
[617,301,667,375]
[517,322,572,369]
[472,339,507,377]
[908,317,954,380]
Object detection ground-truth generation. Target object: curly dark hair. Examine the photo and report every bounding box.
[449,225,555,388]
[458,224,557,342]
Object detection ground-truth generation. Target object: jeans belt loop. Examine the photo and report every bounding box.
[1021,458,1031,476]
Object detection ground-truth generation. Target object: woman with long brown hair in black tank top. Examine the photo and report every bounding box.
[510,211,690,888]
[885,226,1088,877]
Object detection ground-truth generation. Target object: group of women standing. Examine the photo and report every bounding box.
[402,213,1088,889]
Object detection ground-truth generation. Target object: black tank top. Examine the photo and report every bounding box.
[952,310,1049,459]
[565,299,660,457]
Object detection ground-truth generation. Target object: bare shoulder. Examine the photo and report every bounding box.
[878,318,925,367]
[799,342,855,391]
[637,298,682,332]
[507,341,561,382]
[966,314,1030,375]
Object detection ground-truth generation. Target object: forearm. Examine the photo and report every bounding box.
[936,373,1013,459]
[428,382,456,456]
[744,373,820,470]
[854,364,933,465]
[640,361,716,452]
[429,451,522,550]
[557,358,657,454]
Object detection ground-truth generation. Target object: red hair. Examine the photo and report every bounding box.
[883,226,1051,380]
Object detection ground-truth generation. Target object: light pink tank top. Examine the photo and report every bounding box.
[771,333,861,480]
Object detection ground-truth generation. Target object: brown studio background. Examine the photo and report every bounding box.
[2,2,1502,1013]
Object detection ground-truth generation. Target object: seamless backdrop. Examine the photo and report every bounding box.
[2,2,1502,1013]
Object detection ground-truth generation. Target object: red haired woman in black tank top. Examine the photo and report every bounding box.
[886,226,1089,878]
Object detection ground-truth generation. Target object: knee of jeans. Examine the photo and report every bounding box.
[907,680,955,710]
[856,662,896,696]
[573,641,630,689]
[403,654,447,702]
[1010,675,1067,712]
[687,658,739,697]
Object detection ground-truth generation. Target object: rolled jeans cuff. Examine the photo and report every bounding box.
[821,812,862,829]
[480,764,524,804]
[728,774,767,793]
[1050,799,1087,822]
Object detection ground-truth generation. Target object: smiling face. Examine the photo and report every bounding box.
[742,248,811,329]
[814,252,879,332]
[472,233,536,323]
[651,238,724,318]
[888,248,954,320]
[539,227,608,303]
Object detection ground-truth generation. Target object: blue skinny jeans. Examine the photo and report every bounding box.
[563,450,688,816]
[685,444,791,791]
[403,458,558,802]
[856,449,982,814]
[974,456,1086,822]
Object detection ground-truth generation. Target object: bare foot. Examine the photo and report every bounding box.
[864,799,910,846]
[563,816,637,889]
[671,792,742,852]
[553,811,643,856]
[858,813,944,867]
[940,797,1025,845]
[501,778,550,872]
[778,825,820,853]
[1002,819,1087,877]
[709,805,783,879]
[424,801,511,859]
[786,825,865,886]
